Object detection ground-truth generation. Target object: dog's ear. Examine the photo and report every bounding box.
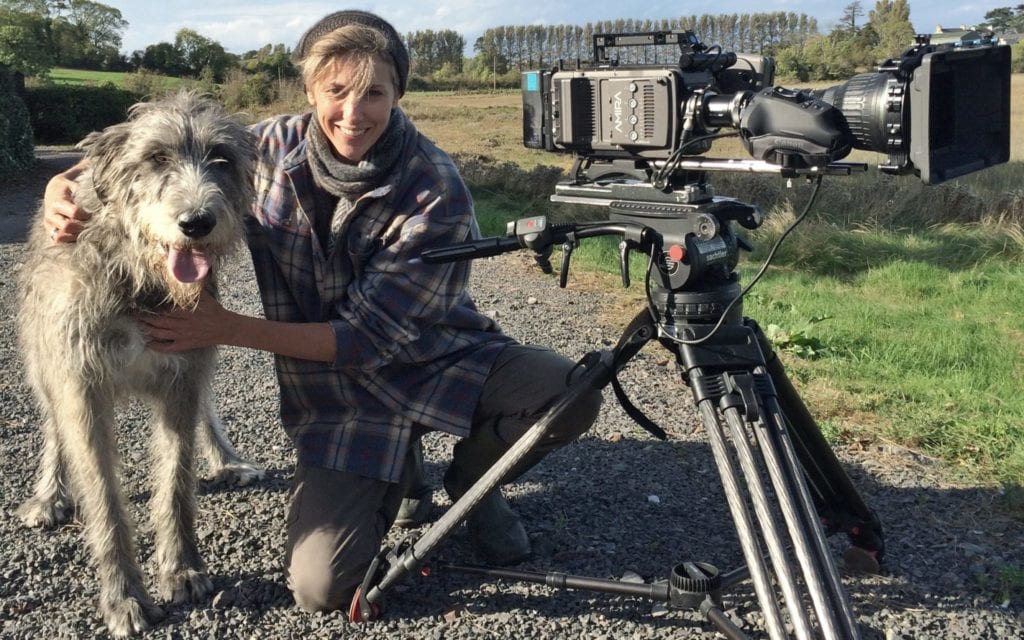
[77,123,132,205]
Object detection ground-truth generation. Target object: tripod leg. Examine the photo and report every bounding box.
[700,381,860,640]
[360,349,619,610]
[358,308,660,614]
[757,394,861,638]
[698,398,790,640]
[675,323,866,639]
[754,324,885,561]
[717,399,816,640]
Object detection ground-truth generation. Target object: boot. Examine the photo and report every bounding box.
[394,439,433,529]
[443,473,531,566]
[444,425,532,566]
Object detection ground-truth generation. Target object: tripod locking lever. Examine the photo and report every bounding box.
[722,373,763,423]
[618,240,631,287]
[558,233,577,288]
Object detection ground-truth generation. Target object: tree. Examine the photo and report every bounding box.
[240,44,296,80]
[803,32,857,79]
[839,2,865,32]
[174,29,232,80]
[2,0,126,69]
[51,0,126,68]
[472,31,509,80]
[984,6,1024,33]
[868,0,914,60]
[0,6,54,76]
[139,41,186,76]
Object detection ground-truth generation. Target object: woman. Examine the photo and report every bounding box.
[43,10,602,613]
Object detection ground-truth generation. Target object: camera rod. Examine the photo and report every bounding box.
[655,159,867,176]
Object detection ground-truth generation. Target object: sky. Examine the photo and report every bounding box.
[98,1,997,56]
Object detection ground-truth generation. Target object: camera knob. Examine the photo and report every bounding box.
[694,213,719,240]
[770,86,802,101]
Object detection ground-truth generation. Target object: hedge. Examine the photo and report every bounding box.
[0,65,34,177]
[24,84,141,145]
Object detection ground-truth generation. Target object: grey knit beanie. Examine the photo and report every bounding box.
[292,10,409,96]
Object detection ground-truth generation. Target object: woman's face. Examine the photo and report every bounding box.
[306,55,398,163]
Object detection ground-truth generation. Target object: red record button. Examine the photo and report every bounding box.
[668,244,686,262]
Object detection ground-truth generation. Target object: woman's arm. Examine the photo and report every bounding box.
[136,291,338,363]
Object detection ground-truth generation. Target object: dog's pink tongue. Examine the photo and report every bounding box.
[168,246,210,283]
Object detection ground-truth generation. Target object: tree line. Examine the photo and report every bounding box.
[471,13,820,73]
[2,0,1023,87]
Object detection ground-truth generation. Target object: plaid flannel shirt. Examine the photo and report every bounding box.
[246,112,511,483]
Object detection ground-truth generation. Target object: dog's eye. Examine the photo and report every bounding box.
[149,153,172,166]
[207,148,233,169]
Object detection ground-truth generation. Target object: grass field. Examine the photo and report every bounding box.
[47,67,131,85]
[47,67,186,90]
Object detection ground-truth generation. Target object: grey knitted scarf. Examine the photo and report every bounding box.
[306,107,407,198]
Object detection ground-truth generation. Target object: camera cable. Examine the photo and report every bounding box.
[653,174,825,347]
[653,131,740,190]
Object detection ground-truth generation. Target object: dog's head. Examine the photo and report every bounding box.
[77,91,257,306]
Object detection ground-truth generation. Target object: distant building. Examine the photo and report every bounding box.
[931,24,1024,46]
[931,25,990,46]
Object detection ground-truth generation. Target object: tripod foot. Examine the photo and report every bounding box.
[843,546,882,575]
[348,587,382,622]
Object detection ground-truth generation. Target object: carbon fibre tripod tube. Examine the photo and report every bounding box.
[362,350,616,605]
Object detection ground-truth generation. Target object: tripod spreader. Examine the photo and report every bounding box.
[435,560,750,640]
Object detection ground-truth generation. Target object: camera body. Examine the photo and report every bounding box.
[523,31,776,160]
[523,31,1011,185]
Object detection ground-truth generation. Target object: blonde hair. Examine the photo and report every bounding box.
[299,23,398,97]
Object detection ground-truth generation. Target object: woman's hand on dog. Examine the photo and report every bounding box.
[137,290,339,363]
[136,291,234,352]
[45,160,91,243]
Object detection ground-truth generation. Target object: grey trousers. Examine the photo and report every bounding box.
[284,344,603,612]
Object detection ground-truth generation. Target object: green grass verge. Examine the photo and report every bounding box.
[740,252,1024,485]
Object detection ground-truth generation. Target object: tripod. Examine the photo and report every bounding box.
[350,183,885,639]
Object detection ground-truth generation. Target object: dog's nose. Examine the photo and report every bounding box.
[179,213,216,239]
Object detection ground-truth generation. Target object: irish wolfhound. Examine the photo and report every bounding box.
[16,92,264,636]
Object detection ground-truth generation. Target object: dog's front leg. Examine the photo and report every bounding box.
[18,414,76,528]
[150,387,214,604]
[57,388,164,636]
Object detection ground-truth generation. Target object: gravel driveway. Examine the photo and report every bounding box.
[2,149,1022,639]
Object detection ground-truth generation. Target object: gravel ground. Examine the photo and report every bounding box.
[2,149,1023,639]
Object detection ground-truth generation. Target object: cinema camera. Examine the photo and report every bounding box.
[522,30,1010,191]
[514,30,1011,294]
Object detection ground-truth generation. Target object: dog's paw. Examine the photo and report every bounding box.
[205,460,266,487]
[159,568,214,604]
[100,591,165,637]
[16,496,74,529]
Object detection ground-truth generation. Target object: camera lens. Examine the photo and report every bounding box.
[808,73,906,156]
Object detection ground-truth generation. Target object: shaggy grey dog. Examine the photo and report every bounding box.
[16,92,264,636]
